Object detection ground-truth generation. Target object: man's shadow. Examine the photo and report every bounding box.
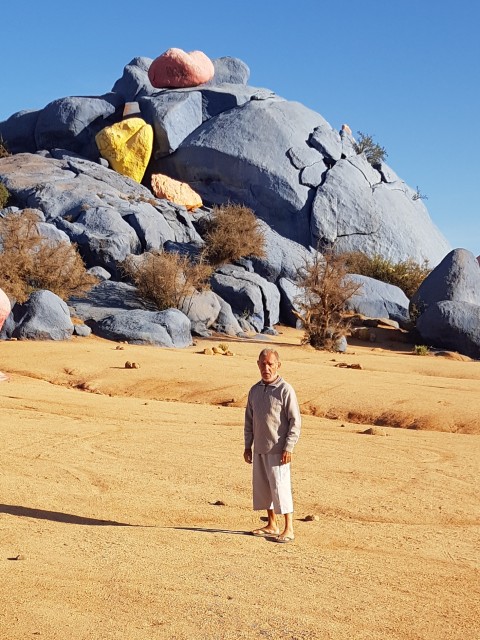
[0,503,141,527]
[171,526,250,536]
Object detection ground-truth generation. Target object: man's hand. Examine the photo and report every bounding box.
[281,450,292,465]
[243,448,253,464]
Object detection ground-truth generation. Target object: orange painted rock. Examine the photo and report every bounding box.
[0,288,11,331]
[148,48,214,88]
[151,173,203,211]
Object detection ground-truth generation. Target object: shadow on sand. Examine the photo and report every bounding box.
[0,503,143,527]
[171,526,250,536]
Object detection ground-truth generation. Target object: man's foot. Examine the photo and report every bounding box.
[275,534,295,543]
[251,527,280,537]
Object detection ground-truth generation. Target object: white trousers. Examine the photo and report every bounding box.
[252,453,293,515]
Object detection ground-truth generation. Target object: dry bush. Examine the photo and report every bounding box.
[0,209,97,302]
[0,182,9,208]
[353,131,387,166]
[0,137,11,159]
[342,251,431,299]
[295,251,363,350]
[201,203,266,266]
[123,250,212,312]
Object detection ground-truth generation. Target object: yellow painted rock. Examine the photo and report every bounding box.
[95,117,153,183]
[151,173,203,211]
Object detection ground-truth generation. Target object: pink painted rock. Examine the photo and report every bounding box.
[148,48,214,88]
[0,288,11,331]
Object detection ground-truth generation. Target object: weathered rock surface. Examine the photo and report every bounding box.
[154,99,324,247]
[209,57,250,85]
[346,275,410,323]
[210,265,280,333]
[35,94,124,160]
[416,301,480,359]
[139,92,202,157]
[211,295,246,337]
[277,277,303,328]
[250,221,314,282]
[94,308,192,347]
[68,280,153,323]
[0,153,201,273]
[111,57,154,101]
[180,290,221,336]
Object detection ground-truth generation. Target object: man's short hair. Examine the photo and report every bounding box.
[258,348,280,362]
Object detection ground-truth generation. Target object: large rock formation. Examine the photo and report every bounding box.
[0,52,461,350]
[1,55,450,266]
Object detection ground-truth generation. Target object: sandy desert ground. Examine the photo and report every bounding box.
[0,327,479,639]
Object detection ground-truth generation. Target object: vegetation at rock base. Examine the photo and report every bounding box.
[124,203,266,314]
[123,250,212,313]
[200,203,266,267]
[294,251,362,351]
[342,252,431,299]
[354,131,387,166]
[0,209,98,303]
[0,182,10,208]
[414,344,430,356]
[0,137,11,159]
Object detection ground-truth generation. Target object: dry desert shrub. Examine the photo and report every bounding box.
[295,251,362,350]
[353,131,387,166]
[414,344,430,356]
[0,182,9,208]
[200,203,266,266]
[0,209,97,302]
[342,251,431,299]
[123,250,212,312]
[0,137,11,159]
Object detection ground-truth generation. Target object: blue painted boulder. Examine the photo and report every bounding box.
[411,248,480,312]
[416,301,480,359]
[93,308,192,347]
[345,275,410,323]
[210,264,280,332]
[0,109,40,153]
[13,290,73,340]
[139,92,203,157]
[34,94,124,160]
[209,56,250,85]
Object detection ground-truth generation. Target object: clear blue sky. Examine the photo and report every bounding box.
[2,1,479,258]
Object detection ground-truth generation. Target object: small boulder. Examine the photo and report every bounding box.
[151,173,202,211]
[13,290,73,341]
[148,48,214,88]
[411,248,480,311]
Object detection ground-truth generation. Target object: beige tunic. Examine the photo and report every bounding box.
[244,376,301,454]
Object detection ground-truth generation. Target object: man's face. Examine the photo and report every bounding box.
[257,353,281,384]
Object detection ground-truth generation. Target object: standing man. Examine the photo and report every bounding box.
[244,348,301,543]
